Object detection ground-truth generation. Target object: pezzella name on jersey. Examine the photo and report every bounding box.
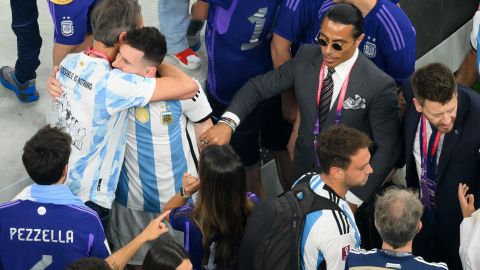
[10,227,74,243]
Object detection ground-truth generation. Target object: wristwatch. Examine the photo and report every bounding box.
[180,187,191,199]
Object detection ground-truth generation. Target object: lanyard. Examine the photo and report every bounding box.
[313,63,352,136]
[419,115,442,177]
[85,47,112,63]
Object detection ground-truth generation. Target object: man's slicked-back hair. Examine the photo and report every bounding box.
[22,125,72,185]
[325,2,364,38]
[316,125,371,173]
[123,27,167,66]
[374,187,424,249]
[412,63,457,106]
[90,0,142,47]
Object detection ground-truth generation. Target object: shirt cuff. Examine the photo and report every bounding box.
[222,111,240,126]
[346,191,364,206]
[470,11,480,51]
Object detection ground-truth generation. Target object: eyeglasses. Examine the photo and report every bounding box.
[315,36,356,51]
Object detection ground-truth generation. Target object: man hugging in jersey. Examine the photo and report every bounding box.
[0,126,110,269]
[49,0,198,228]
[107,27,212,269]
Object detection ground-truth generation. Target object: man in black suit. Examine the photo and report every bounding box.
[201,3,399,208]
[402,63,480,270]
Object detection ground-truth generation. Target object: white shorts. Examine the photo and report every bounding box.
[107,201,183,265]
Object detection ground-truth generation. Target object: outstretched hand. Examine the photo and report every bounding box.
[458,183,475,218]
[139,210,170,242]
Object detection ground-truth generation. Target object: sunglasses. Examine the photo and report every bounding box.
[315,36,356,51]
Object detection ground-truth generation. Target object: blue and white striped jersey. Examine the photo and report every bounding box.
[116,86,212,213]
[345,248,448,270]
[298,174,361,270]
[0,185,110,269]
[52,52,155,209]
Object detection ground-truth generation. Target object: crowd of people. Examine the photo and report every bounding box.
[1,0,480,269]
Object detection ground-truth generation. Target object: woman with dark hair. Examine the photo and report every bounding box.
[142,240,192,270]
[164,144,259,270]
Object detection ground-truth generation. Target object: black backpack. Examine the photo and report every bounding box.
[237,174,345,270]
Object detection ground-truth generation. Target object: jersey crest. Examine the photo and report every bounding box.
[60,16,74,37]
[363,41,377,58]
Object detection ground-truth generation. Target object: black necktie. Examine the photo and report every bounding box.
[318,67,336,125]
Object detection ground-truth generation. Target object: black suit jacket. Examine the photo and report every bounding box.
[228,44,400,202]
[402,84,480,267]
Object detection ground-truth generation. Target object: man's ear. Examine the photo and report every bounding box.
[144,66,157,78]
[355,33,365,45]
[416,221,422,234]
[413,98,423,113]
[330,166,344,179]
[118,32,128,44]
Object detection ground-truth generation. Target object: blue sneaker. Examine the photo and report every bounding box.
[0,66,39,103]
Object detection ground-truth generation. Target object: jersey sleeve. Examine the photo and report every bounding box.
[89,218,111,258]
[104,69,156,114]
[273,0,310,42]
[301,210,359,270]
[170,205,194,232]
[379,16,416,86]
[319,233,355,270]
[182,83,212,123]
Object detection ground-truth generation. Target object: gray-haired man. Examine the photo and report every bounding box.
[345,187,448,269]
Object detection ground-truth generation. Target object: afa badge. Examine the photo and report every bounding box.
[60,16,74,37]
[363,41,377,58]
[161,111,174,125]
[135,107,150,124]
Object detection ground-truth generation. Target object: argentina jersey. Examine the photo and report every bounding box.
[299,174,360,270]
[273,0,327,46]
[116,84,212,213]
[346,248,449,270]
[53,52,155,209]
[205,0,282,104]
[0,199,110,269]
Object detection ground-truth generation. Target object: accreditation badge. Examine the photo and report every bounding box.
[49,0,73,4]
[161,111,174,125]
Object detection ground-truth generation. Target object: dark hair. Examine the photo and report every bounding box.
[66,257,111,270]
[325,3,364,38]
[316,125,371,173]
[90,0,142,47]
[123,27,167,66]
[22,125,72,185]
[142,240,189,270]
[412,63,457,106]
[192,145,254,268]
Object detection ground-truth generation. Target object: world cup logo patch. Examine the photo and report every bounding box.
[341,245,350,260]
[61,16,74,37]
